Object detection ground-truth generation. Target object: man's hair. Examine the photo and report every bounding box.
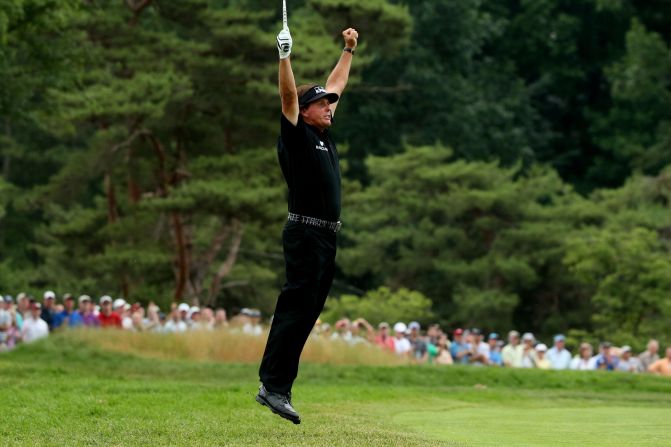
[296,83,318,108]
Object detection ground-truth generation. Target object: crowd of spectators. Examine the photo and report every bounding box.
[0,290,263,349]
[1,290,670,378]
[314,317,671,377]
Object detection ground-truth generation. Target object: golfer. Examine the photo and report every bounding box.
[256,20,358,424]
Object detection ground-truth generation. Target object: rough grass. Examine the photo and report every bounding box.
[0,332,670,446]
[67,328,404,366]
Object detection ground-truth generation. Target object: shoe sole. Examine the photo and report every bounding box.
[256,394,301,424]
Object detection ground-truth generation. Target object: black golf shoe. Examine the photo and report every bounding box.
[255,385,301,424]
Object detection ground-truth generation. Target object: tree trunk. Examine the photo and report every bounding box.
[208,221,244,306]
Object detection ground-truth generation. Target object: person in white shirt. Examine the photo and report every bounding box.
[163,309,187,333]
[21,302,49,343]
[547,334,572,369]
[392,322,412,355]
[502,330,524,367]
[570,342,594,370]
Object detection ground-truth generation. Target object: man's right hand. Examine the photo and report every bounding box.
[277,28,292,59]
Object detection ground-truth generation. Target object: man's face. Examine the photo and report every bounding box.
[44,298,54,308]
[31,307,41,318]
[101,302,112,314]
[622,351,631,360]
[649,341,659,354]
[510,335,519,345]
[556,340,565,350]
[65,299,74,311]
[300,98,332,130]
[18,298,29,312]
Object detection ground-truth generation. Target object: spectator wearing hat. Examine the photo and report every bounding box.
[570,343,594,370]
[41,290,57,331]
[16,292,30,324]
[374,322,395,352]
[502,330,523,368]
[450,328,471,364]
[242,309,264,336]
[407,322,428,363]
[78,295,99,327]
[535,344,551,369]
[188,307,207,331]
[547,334,572,370]
[332,318,353,342]
[595,342,619,371]
[487,333,503,366]
[392,322,412,356]
[617,346,642,373]
[520,332,537,368]
[163,306,188,333]
[648,347,671,377]
[638,339,660,371]
[468,328,489,366]
[113,298,133,330]
[53,294,84,329]
[21,302,49,343]
[97,296,122,328]
[176,302,190,323]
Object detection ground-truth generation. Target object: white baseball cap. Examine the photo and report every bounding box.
[178,303,190,312]
[78,295,91,305]
[44,290,56,300]
[100,295,112,304]
[393,322,407,333]
[536,343,548,352]
[113,298,127,309]
[188,306,201,318]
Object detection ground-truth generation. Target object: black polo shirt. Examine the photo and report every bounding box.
[277,114,341,221]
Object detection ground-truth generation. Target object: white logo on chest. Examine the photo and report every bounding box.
[315,140,328,151]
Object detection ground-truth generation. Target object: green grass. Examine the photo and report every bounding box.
[1,333,670,446]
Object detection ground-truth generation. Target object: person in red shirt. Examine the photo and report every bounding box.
[374,322,395,352]
[97,295,122,328]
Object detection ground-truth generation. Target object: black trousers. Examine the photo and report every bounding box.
[259,221,336,394]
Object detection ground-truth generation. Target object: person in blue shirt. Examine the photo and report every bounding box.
[595,341,619,371]
[450,328,471,364]
[52,294,83,329]
[547,334,573,370]
[487,333,503,366]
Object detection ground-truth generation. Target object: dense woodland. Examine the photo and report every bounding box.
[1,0,670,345]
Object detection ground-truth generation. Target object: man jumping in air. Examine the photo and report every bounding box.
[256,15,358,424]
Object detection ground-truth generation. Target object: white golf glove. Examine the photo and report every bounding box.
[277,28,292,59]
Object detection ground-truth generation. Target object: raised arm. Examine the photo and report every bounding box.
[326,28,358,117]
[277,27,299,125]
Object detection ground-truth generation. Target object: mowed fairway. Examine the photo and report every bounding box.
[1,333,670,446]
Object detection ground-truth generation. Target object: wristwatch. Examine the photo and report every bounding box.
[343,47,355,54]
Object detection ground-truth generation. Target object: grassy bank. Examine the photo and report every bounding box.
[0,332,669,446]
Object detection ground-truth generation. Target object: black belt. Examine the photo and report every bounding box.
[287,213,342,233]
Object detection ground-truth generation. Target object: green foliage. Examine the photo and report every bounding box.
[592,19,671,176]
[323,286,434,325]
[2,0,671,340]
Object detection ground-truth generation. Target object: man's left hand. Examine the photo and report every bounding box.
[342,28,358,50]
